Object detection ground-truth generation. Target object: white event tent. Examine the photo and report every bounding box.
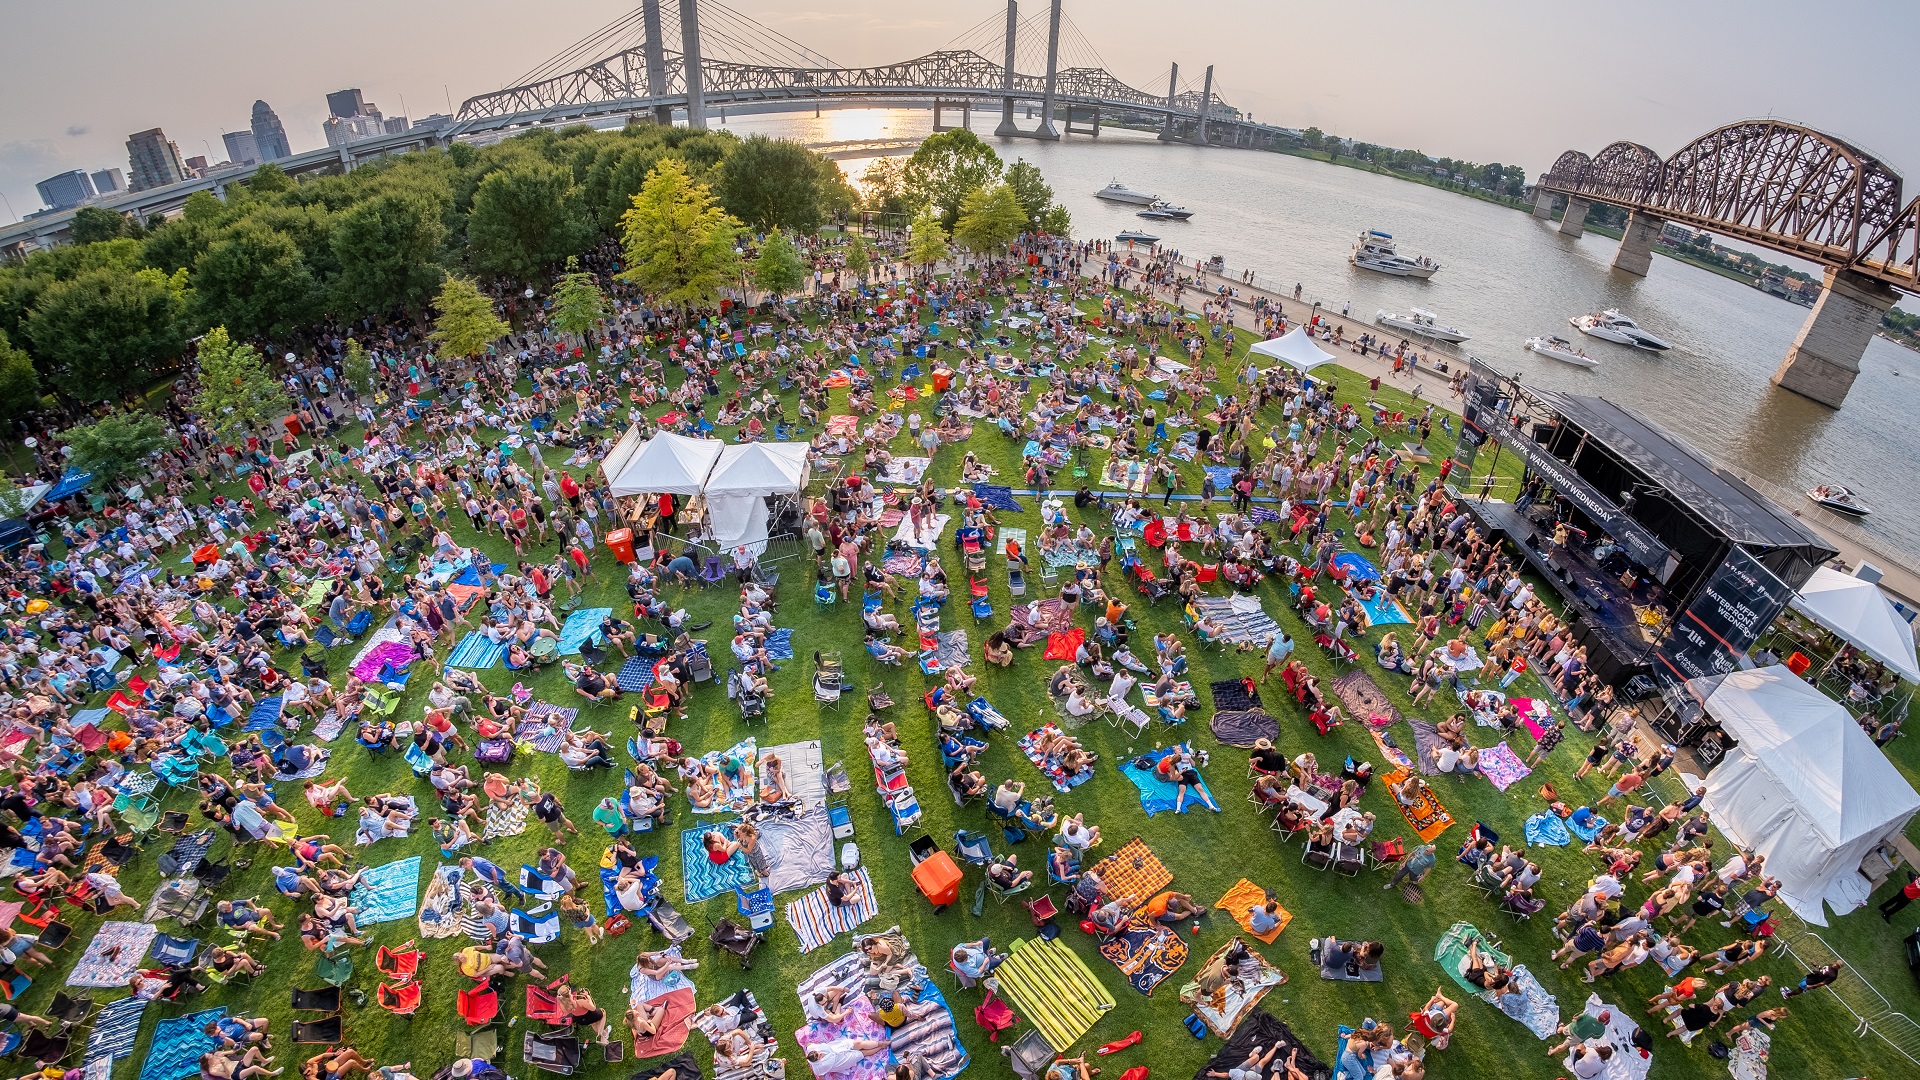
[1248,326,1340,374]
[1695,665,1920,923]
[704,442,810,554]
[601,429,724,497]
[1789,566,1920,683]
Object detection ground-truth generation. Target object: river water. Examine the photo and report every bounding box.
[716,108,1920,549]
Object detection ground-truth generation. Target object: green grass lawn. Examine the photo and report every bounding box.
[28,273,1916,1080]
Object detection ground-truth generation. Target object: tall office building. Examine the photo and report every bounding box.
[126,128,187,191]
[326,88,365,119]
[222,129,260,165]
[251,100,292,161]
[382,116,410,135]
[35,170,95,210]
[90,168,124,195]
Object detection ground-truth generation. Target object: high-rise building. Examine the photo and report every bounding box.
[222,130,260,166]
[35,170,95,210]
[126,128,187,191]
[326,88,365,119]
[323,112,389,147]
[183,156,209,177]
[90,168,124,195]
[383,116,410,135]
[251,100,292,161]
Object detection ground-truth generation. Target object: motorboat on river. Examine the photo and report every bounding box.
[1095,179,1158,204]
[1375,307,1470,342]
[1350,230,1439,278]
[1807,484,1873,518]
[1115,229,1161,245]
[1570,309,1673,351]
[1526,334,1599,367]
[1137,200,1193,220]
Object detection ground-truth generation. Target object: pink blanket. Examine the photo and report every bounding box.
[352,641,416,682]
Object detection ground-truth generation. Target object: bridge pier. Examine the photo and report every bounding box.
[1558,197,1589,237]
[932,101,972,132]
[1196,65,1214,144]
[1064,105,1100,137]
[1531,187,1556,220]
[678,0,706,129]
[1610,209,1664,276]
[994,0,1020,137]
[642,0,671,125]
[1036,0,1062,139]
[1770,267,1900,409]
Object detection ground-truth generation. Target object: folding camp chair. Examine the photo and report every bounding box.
[514,908,562,944]
[291,1016,343,1044]
[953,830,994,867]
[647,900,695,945]
[376,980,422,1016]
[523,1031,582,1075]
[1003,1030,1056,1080]
[291,986,343,1013]
[149,933,198,968]
[525,977,570,1025]
[375,942,425,981]
[457,981,501,1026]
[972,988,1019,1042]
[709,918,764,970]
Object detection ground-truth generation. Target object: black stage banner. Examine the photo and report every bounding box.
[1651,546,1794,687]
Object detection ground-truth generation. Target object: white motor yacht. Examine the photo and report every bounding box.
[1526,335,1600,367]
[1094,179,1158,205]
[1807,484,1873,518]
[1375,307,1470,343]
[1137,200,1193,220]
[1115,229,1161,245]
[1570,309,1673,351]
[1350,230,1439,278]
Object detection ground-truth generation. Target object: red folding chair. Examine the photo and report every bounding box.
[973,989,1019,1042]
[375,942,424,981]
[456,981,499,1026]
[376,980,422,1016]
[526,976,571,1024]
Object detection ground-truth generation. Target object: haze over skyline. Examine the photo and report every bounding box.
[2,0,1916,218]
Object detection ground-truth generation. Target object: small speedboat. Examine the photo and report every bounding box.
[1376,308,1470,343]
[1094,179,1158,204]
[1571,309,1673,351]
[1115,229,1160,245]
[1202,254,1226,272]
[1526,335,1599,367]
[1137,200,1192,220]
[1350,230,1439,278]
[1808,484,1873,518]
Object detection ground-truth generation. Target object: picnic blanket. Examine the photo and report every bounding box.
[628,948,700,1059]
[1011,598,1075,636]
[313,709,348,742]
[879,455,930,485]
[756,807,836,895]
[698,989,778,1080]
[994,935,1116,1053]
[354,793,417,844]
[762,739,827,807]
[1119,746,1216,816]
[1512,697,1557,739]
[275,745,331,780]
[892,512,951,550]
[481,779,538,840]
[522,704,578,753]
[1181,941,1289,1038]
[1329,670,1404,728]
[930,629,969,670]
[795,939,970,1080]
[1210,678,1262,712]
[1018,724,1096,792]
[1435,922,1561,1038]
[1564,994,1653,1080]
[1192,1009,1331,1080]
[67,920,157,987]
[681,822,757,902]
[1218,879,1290,943]
[83,996,149,1065]
[1568,810,1608,843]
[417,864,465,939]
[765,628,796,660]
[1350,587,1412,626]
[138,1008,226,1080]
[351,639,415,683]
[692,738,758,812]
[825,415,859,438]
[1189,595,1281,646]
[243,696,286,733]
[1042,628,1086,662]
[1210,709,1279,748]
[447,632,505,670]
[617,655,657,693]
[1478,741,1532,791]
[1383,767,1454,841]
[556,607,611,655]
[1524,811,1572,847]
[882,551,926,576]
[1098,918,1190,995]
[785,866,878,952]
[1100,456,1151,493]
[1318,948,1384,982]
[1091,839,1173,910]
[971,483,1023,512]
[348,855,422,924]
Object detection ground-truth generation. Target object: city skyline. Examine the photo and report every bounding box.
[1,0,1917,216]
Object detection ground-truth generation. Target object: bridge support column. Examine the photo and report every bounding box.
[1610,209,1664,276]
[1531,187,1556,220]
[995,0,1020,136]
[1064,105,1100,136]
[1196,65,1213,144]
[1036,0,1061,139]
[932,101,972,132]
[642,0,671,125]
[1770,267,1899,409]
[1159,63,1178,141]
[678,0,706,129]
[1558,197,1589,237]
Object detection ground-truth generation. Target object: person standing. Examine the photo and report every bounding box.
[1881,873,1920,922]
[1781,960,1843,999]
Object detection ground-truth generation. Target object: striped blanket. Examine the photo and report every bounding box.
[83,996,149,1064]
[993,936,1116,1052]
[447,633,504,670]
[1190,595,1281,646]
[785,867,877,952]
[522,704,578,753]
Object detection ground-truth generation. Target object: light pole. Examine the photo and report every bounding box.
[0,192,16,223]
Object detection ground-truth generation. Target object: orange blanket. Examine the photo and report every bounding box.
[631,986,698,1059]
[1218,878,1290,944]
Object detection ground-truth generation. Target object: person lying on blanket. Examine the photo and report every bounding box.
[1154,745,1221,813]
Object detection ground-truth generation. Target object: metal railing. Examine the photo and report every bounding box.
[1774,931,1920,1065]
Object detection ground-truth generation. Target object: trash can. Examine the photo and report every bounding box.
[931,369,952,392]
[912,851,963,912]
[604,528,636,564]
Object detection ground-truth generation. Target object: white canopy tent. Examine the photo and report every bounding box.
[703,443,811,555]
[1790,566,1920,683]
[1696,665,1920,923]
[601,430,725,498]
[1248,326,1340,374]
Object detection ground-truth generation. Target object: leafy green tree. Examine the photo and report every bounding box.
[1039,204,1073,237]
[953,183,1027,263]
[0,330,41,423]
[25,266,190,402]
[751,229,807,301]
[717,135,827,234]
[62,411,169,484]
[330,189,448,317]
[859,158,913,221]
[906,208,950,279]
[1302,127,1324,150]
[429,276,509,359]
[191,222,320,341]
[466,161,592,283]
[549,257,608,342]
[69,207,126,245]
[843,234,872,284]
[342,339,375,396]
[616,158,741,311]
[1004,160,1055,232]
[902,130,1003,228]
[245,163,293,194]
[193,326,292,441]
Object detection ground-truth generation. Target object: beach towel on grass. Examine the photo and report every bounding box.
[1478,741,1532,791]
[680,822,756,902]
[1189,595,1282,646]
[932,630,969,670]
[692,738,757,812]
[970,483,1023,512]
[765,628,795,660]
[785,866,877,952]
[1182,940,1288,1037]
[1210,678,1262,712]
[1568,810,1608,843]
[1120,747,1216,816]
[83,996,149,1065]
[1350,587,1412,626]
[447,632,504,670]
[755,807,836,895]
[616,655,656,693]
[699,990,779,1080]
[993,935,1116,1053]
[1512,697,1557,739]
[1041,628,1085,662]
[481,779,538,840]
[795,987,894,1080]
[417,864,465,939]
[1098,918,1190,995]
[352,639,415,683]
[893,512,951,551]
[1524,812,1572,847]
[1201,1010,1331,1080]
[628,948,700,1058]
[1091,840,1172,911]
[522,703,578,753]
[1563,994,1652,1080]
[1018,724,1096,792]
[242,697,285,734]
[762,740,827,808]
[795,939,970,1080]
[1204,465,1239,491]
[139,1008,226,1080]
[1011,598,1075,636]
[879,456,930,485]
[1218,879,1290,943]
[556,607,612,655]
[275,745,331,780]
[1211,709,1279,748]
[349,855,422,924]
[1329,670,1405,729]
[68,921,157,987]
[1383,767,1454,841]
[313,709,348,742]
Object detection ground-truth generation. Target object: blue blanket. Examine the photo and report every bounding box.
[1567,810,1607,843]
[1204,466,1239,490]
[447,632,504,670]
[680,822,757,903]
[1118,747,1216,817]
[451,562,507,587]
[765,628,796,661]
[557,608,612,656]
[84,996,149,1064]
[971,483,1024,512]
[1352,588,1412,626]
[244,697,284,733]
[140,1009,226,1080]
[617,655,656,693]
[1525,812,1571,847]
[1332,552,1381,582]
[348,855,421,924]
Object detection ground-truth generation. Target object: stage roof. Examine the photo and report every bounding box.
[1550,395,1834,555]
